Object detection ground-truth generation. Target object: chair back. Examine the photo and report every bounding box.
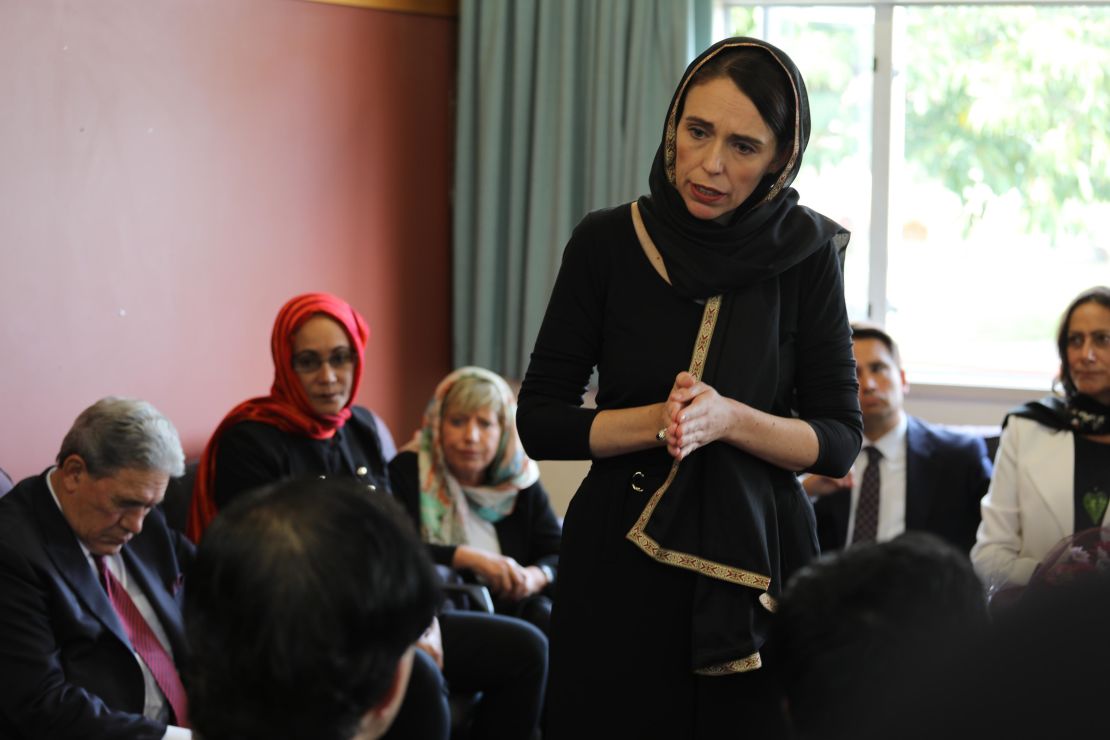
[160,460,198,535]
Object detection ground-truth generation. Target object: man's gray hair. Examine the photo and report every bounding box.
[56,397,185,478]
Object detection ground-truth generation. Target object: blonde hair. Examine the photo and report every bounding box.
[442,376,504,419]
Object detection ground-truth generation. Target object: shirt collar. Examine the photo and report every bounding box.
[866,411,907,462]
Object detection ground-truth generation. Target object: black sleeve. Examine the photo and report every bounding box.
[492,479,562,584]
[387,451,457,567]
[366,409,398,463]
[488,478,563,569]
[211,422,288,510]
[346,407,394,494]
[793,239,864,477]
[517,211,612,460]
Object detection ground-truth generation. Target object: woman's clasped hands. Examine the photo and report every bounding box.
[453,545,548,601]
[662,371,739,460]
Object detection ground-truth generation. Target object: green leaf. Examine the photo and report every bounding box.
[1082,488,1108,527]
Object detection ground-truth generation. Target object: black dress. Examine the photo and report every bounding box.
[518,204,861,738]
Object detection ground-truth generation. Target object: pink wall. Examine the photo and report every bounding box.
[0,0,455,479]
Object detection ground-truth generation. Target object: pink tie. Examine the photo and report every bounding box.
[94,555,189,728]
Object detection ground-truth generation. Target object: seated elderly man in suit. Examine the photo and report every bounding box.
[807,323,993,554]
[0,397,192,739]
[184,477,439,740]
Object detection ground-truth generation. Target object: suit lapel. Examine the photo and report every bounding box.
[904,417,933,531]
[32,476,132,650]
[1025,427,1074,539]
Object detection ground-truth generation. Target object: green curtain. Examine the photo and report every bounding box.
[453,0,714,378]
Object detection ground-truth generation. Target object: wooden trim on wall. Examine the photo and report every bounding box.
[302,0,458,18]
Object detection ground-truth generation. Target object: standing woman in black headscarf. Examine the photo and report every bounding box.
[517,38,862,737]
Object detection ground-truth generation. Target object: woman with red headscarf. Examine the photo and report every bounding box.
[187,292,387,539]
[187,293,547,740]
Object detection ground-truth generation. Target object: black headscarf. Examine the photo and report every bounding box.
[626,38,859,674]
[637,36,848,300]
[1007,393,1110,436]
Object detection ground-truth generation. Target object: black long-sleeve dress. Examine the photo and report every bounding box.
[518,203,861,737]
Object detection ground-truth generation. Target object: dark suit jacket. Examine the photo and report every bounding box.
[0,471,193,739]
[813,416,993,556]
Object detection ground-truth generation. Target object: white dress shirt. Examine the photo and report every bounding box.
[845,413,909,544]
[46,469,192,740]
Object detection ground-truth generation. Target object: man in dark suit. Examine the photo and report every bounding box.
[808,324,993,555]
[0,397,193,739]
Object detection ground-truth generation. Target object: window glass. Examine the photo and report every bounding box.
[889,4,1109,388]
[721,5,875,321]
[715,3,1110,389]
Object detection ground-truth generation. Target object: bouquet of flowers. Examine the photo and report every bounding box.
[1030,526,1110,589]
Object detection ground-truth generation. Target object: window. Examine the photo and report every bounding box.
[716,2,1109,390]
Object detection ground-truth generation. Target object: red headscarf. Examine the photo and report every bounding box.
[186,293,370,542]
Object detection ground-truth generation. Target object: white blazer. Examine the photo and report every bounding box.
[971,416,1084,589]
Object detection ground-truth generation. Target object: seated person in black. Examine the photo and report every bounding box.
[390,366,562,634]
[185,477,439,740]
[186,292,547,740]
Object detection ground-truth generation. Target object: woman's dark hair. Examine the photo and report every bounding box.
[683,45,795,164]
[1056,285,1110,398]
[185,477,439,740]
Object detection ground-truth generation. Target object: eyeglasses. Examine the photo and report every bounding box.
[291,348,355,374]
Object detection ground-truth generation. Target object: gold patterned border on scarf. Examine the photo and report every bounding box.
[625,206,775,675]
[695,652,763,676]
[623,294,772,592]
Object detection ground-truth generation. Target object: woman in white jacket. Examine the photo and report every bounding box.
[972,286,1110,592]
